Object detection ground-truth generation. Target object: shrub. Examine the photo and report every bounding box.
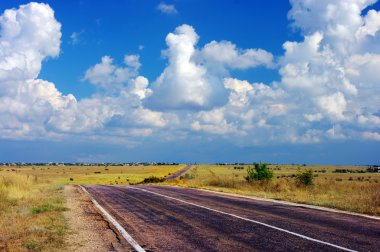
[295,169,314,186]
[141,176,165,183]
[245,163,273,183]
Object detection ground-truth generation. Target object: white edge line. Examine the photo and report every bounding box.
[79,185,146,252]
[164,185,380,221]
[130,186,357,252]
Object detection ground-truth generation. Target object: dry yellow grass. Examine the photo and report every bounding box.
[165,164,380,216]
[1,163,378,251]
[0,173,67,251]
[0,164,184,251]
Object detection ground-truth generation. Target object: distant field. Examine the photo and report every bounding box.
[0,164,185,185]
[164,164,380,216]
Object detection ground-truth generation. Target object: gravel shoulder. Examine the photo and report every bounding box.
[63,185,131,252]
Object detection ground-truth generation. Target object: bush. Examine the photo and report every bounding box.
[141,176,165,183]
[245,163,273,182]
[295,169,314,186]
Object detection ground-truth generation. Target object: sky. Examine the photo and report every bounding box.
[0,0,380,164]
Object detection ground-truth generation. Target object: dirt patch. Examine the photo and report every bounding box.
[64,185,132,251]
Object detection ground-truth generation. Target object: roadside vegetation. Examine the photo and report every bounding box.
[165,164,380,216]
[0,164,184,251]
[0,173,67,251]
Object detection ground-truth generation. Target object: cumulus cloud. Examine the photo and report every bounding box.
[1,0,380,148]
[0,2,61,81]
[147,25,219,110]
[83,55,142,90]
[0,2,76,139]
[146,24,274,111]
[200,40,274,70]
[157,2,178,14]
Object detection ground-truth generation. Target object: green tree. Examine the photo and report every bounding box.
[245,162,273,182]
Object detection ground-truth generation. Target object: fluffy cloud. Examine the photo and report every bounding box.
[0,3,75,139]
[0,2,61,81]
[83,55,142,91]
[146,24,274,110]
[200,40,274,70]
[147,25,221,110]
[1,1,380,147]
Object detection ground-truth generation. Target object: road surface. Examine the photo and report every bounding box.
[84,185,380,251]
[165,164,193,180]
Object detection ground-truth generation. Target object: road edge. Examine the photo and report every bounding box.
[79,186,146,252]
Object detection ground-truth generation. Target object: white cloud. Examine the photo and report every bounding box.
[129,76,152,99]
[69,30,84,45]
[157,2,178,14]
[124,54,141,70]
[83,55,140,89]
[304,113,323,122]
[363,131,380,141]
[356,9,380,39]
[0,3,76,140]
[200,40,274,70]
[146,25,274,111]
[146,25,221,110]
[2,1,380,148]
[317,92,347,120]
[0,2,61,81]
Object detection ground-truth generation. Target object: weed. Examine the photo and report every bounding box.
[32,203,67,215]
[25,241,40,250]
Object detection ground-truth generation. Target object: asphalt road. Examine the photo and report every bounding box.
[84,185,380,252]
[165,164,193,180]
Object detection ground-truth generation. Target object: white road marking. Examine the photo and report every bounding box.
[189,186,380,221]
[130,186,357,252]
[80,186,146,252]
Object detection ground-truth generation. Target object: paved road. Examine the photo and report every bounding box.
[165,164,193,180]
[84,185,380,252]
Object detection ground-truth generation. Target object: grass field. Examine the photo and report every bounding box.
[164,164,380,216]
[0,173,67,251]
[0,164,185,185]
[0,163,379,251]
[0,164,184,251]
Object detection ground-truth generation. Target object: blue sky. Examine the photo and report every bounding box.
[0,1,380,164]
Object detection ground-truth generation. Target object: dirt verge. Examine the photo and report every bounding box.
[64,185,131,252]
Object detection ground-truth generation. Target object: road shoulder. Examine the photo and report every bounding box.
[64,185,130,252]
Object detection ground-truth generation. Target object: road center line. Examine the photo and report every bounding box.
[80,186,146,252]
[130,186,356,252]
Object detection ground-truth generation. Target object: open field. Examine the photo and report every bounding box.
[0,164,185,185]
[1,163,379,251]
[163,164,380,215]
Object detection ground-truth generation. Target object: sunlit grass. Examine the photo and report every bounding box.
[0,173,67,251]
[165,164,380,215]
